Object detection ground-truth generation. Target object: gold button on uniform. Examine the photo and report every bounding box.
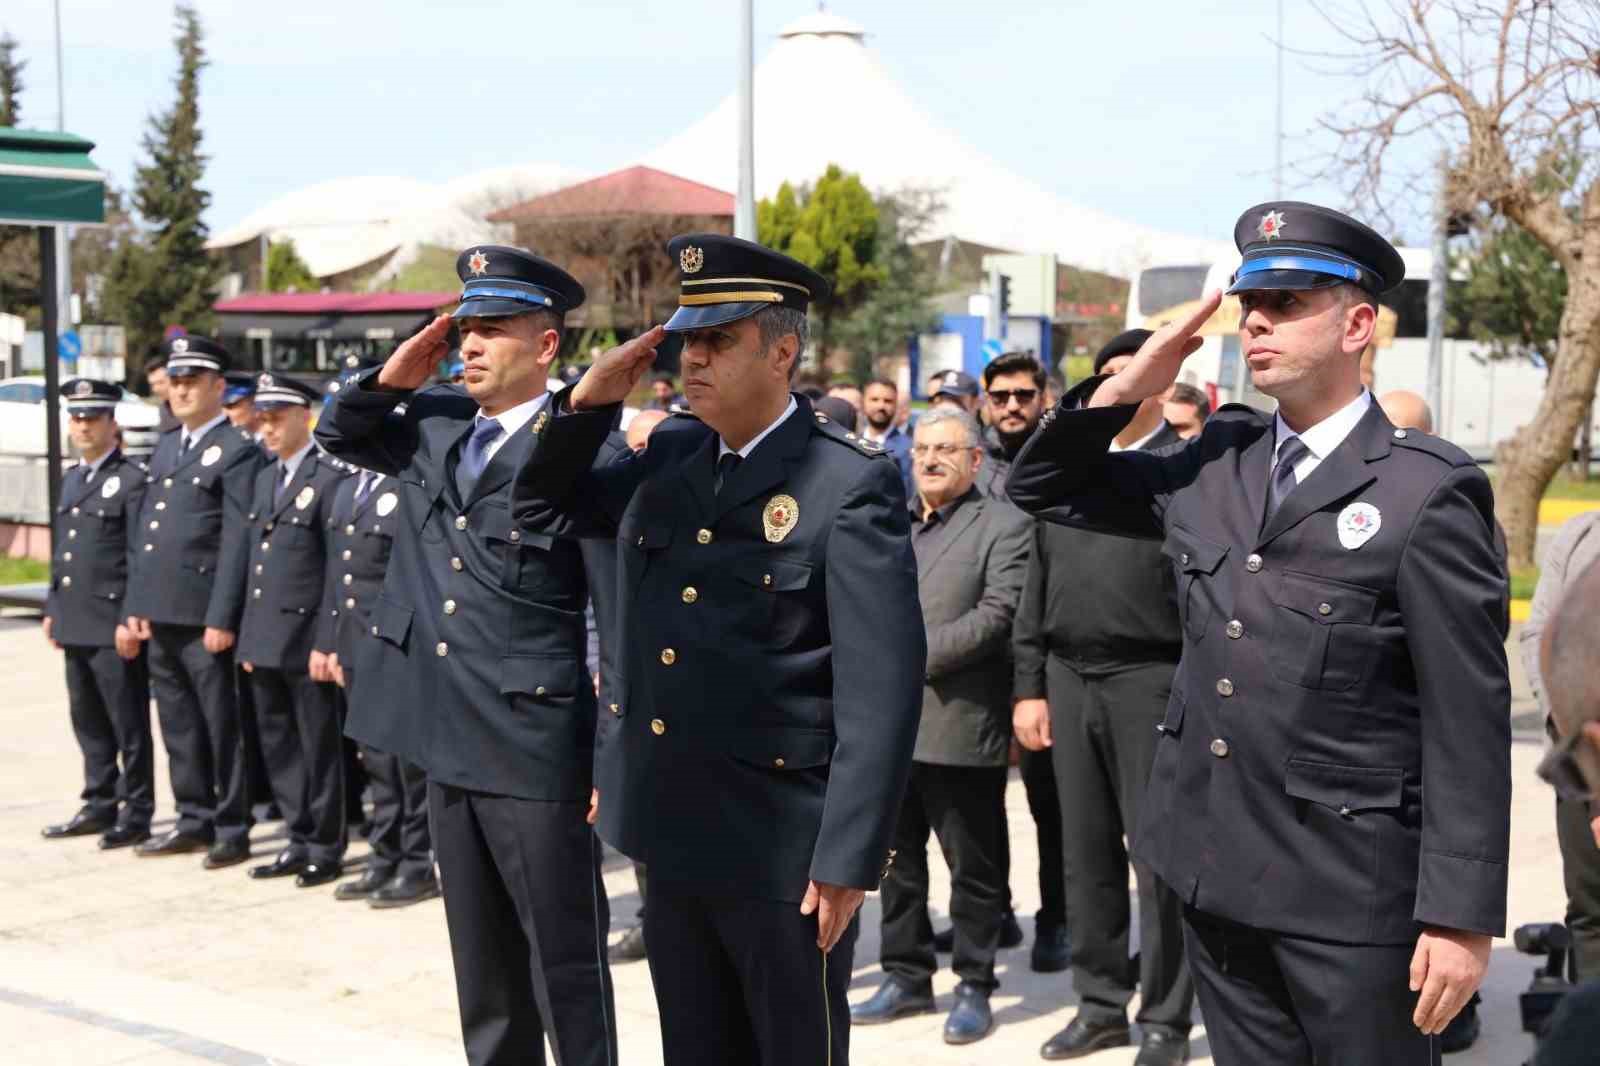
[660,648,677,665]
[1216,678,1235,697]
[773,757,785,768]
[1245,554,1263,573]
[436,642,449,657]
[650,718,666,735]
[681,587,698,604]
[1210,738,1230,758]
[696,528,713,545]
[444,599,457,615]
[609,703,621,716]
[1225,620,1244,639]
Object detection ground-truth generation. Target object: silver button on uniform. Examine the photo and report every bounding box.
[444,600,457,615]
[696,528,713,545]
[1245,554,1263,573]
[450,556,463,571]
[1318,602,1332,617]
[1210,738,1230,758]
[1216,678,1234,697]
[436,642,449,657]
[61,576,72,588]
[1225,620,1244,639]
[454,515,467,530]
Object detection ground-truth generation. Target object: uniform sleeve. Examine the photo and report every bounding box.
[811,458,926,890]
[925,507,1030,679]
[1519,514,1600,719]
[205,449,261,631]
[1012,524,1049,700]
[1397,465,1512,937]
[511,396,665,538]
[313,369,419,477]
[121,469,148,614]
[312,482,345,655]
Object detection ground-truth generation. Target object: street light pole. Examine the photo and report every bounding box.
[735,0,757,240]
[54,0,73,339]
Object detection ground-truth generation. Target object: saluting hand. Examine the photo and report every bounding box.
[1089,290,1222,409]
[568,325,666,411]
[1409,926,1490,1035]
[377,314,454,392]
[801,880,865,953]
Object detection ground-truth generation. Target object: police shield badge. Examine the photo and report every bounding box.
[101,475,121,498]
[201,445,222,467]
[763,494,799,543]
[294,486,315,510]
[1337,502,1381,550]
[375,491,398,517]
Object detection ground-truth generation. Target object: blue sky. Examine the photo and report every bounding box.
[3,1,1442,247]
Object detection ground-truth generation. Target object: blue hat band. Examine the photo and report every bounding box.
[1235,253,1369,288]
[458,282,557,309]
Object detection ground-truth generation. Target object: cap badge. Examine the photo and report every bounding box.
[257,372,274,389]
[679,245,705,275]
[762,494,799,544]
[375,490,398,517]
[171,337,189,353]
[1257,209,1287,241]
[467,249,490,276]
[1337,501,1381,550]
[201,445,222,467]
[101,475,121,499]
[294,485,315,511]
[345,354,359,368]
[72,380,92,397]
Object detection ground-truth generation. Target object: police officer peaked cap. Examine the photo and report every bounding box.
[1094,329,1153,374]
[223,371,257,406]
[663,233,829,333]
[252,372,319,409]
[161,334,231,376]
[1227,201,1406,297]
[62,377,119,413]
[452,245,585,319]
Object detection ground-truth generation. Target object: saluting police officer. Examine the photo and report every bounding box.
[40,379,155,850]
[315,247,615,1066]
[510,234,927,1066]
[235,374,349,888]
[125,337,266,869]
[1006,202,1511,1066]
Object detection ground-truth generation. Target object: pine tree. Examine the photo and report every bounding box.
[0,32,39,319]
[265,238,317,292]
[0,31,24,125]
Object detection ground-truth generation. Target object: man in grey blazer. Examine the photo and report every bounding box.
[852,407,1031,1046]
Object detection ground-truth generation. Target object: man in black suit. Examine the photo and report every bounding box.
[235,374,349,889]
[510,234,926,1066]
[851,406,1030,1046]
[124,337,265,870]
[1013,332,1195,1065]
[316,246,614,1066]
[1006,202,1511,1066]
[40,379,154,850]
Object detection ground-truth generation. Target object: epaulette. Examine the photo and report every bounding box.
[667,403,700,421]
[1389,427,1474,468]
[238,428,255,443]
[808,408,888,458]
[133,459,149,473]
[1211,402,1271,424]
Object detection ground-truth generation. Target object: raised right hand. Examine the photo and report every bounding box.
[377,314,454,392]
[569,325,666,411]
[1090,290,1221,409]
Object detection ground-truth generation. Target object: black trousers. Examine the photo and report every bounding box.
[1016,745,1066,927]
[332,684,367,823]
[248,666,345,865]
[346,668,430,878]
[646,879,857,1066]
[1183,906,1439,1066]
[1048,657,1192,1033]
[236,663,273,816]
[881,761,1009,990]
[63,644,154,827]
[1558,795,1600,981]
[147,623,250,844]
[430,781,615,1066]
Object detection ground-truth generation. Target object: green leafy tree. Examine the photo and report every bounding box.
[0,31,36,318]
[833,187,943,382]
[101,4,215,383]
[1449,220,1566,366]
[758,164,885,356]
[265,238,317,292]
[0,31,23,125]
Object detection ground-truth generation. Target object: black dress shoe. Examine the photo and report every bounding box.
[334,866,394,901]
[1041,1015,1132,1060]
[1440,994,1481,1054]
[98,824,151,850]
[248,850,306,879]
[849,979,936,1025]
[204,838,251,869]
[608,924,647,963]
[42,810,114,839]
[942,982,995,1045]
[135,828,211,857]
[368,870,441,909]
[295,861,344,888]
[934,908,1025,954]
[1032,920,1071,973]
[1133,1030,1190,1066]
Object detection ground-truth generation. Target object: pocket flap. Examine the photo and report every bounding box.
[1162,525,1228,574]
[731,726,833,770]
[1284,760,1402,812]
[1276,571,1379,625]
[499,654,581,698]
[373,595,413,648]
[625,523,673,551]
[730,556,813,592]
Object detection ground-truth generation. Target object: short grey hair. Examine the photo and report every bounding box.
[755,305,809,383]
[913,406,982,448]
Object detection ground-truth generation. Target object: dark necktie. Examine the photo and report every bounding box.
[456,418,503,500]
[353,471,375,507]
[181,434,193,454]
[1266,437,1311,523]
[714,451,742,495]
[274,462,293,504]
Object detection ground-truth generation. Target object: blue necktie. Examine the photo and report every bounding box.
[1266,437,1310,523]
[456,418,503,499]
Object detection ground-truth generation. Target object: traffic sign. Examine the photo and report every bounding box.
[981,339,1004,363]
[58,330,81,362]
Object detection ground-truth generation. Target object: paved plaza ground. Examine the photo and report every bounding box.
[0,609,1569,1065]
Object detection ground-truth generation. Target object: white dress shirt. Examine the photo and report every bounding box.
[1271,390,1373,484]
[179,412,228,453]
[475,391,552,465]
[718,396,799,461]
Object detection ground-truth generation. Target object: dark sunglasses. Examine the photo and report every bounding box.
[1537,731,1596,803]
[987,388,1038,406]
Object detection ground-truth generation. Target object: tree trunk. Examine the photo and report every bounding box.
[1577,406,1593,482]
[1495,250,1600,570]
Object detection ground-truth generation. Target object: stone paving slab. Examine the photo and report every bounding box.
[0,611,1569,1065]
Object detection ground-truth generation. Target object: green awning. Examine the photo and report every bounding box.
[0,128,106,226]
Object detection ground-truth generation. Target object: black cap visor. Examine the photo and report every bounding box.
[452,296,545,320]
[664,300,771,333]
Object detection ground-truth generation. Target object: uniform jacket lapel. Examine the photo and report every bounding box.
[714,399,811,521]
[675,432,719,521]
[351,473,385,521]
[1258,403,1391,548]
[168,421,228,479]
[61,453,116,510]
[1235,421,1275,539]
[467,422,535,508]
[268,451,319,521]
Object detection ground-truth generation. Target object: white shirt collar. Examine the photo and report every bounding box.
[860,422,897,445]
[475,390,552,463]
[181,412,228,449]
[1273,390,1372,467]
[80,449,116,480]
[276,441,314,481]
[719,396,799,460]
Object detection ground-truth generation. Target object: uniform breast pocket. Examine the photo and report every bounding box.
[1161,524,1229,641]
[727,556,813,644]
[1269,571,1380,691]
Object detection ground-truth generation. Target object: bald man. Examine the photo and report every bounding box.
[625,409,669,453]
[1378,390,1434,434]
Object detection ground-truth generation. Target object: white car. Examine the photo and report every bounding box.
[0,375,163,460]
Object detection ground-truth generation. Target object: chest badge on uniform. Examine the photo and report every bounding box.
[294,485,315,510]
[101,475,121,498]
[1337,501,1381,550]
[375,491,398,517]
[763,494,799,543]
[201,445,222,467]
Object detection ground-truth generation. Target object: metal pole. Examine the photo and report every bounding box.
[1274,0,1284,198]
[39,228,64,535]
[54,0,73,333]
[734,0,757,240]
[1425,155,1448,423]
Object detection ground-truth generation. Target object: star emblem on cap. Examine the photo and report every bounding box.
[171,337,189,353]
[1257,209,1287,241]
[679,245,705,274]
[467,250,490,276]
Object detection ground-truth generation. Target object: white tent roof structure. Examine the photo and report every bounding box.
[641,11,1230,279]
